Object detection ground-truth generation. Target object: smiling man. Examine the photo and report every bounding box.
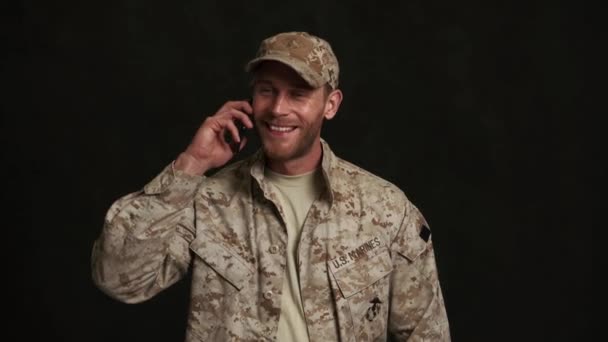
[251,61,336,170]
[92,31,451,341]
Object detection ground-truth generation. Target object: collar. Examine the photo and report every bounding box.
[249,138,336,207]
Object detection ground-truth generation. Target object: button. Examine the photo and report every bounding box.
[269,245,279,254]
[263,290,273,300]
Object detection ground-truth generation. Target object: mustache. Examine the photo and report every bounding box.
[255,113,300,127]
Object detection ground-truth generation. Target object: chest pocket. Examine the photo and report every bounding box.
[328,246,393,341]
[190,231,253,291]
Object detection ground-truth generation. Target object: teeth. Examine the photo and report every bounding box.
[269,125,295,132]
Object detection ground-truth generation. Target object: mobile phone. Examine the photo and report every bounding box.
[223,99,253,154]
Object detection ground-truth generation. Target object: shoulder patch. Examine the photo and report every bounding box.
[419,225,431,243]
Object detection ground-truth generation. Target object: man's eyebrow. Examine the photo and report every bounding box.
[286,80,314,91]
[253,79,272,86]
[292,83,314,91]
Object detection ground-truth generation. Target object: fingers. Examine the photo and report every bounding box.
[217,107,253,129]
[238,136,248,152]
[224,99,253,115]
[230,111,254,129]
[218,100,254,128]
[214,100,254,146]
[222,121,249,155]
[224,118,241,144]
[197,99,254,153]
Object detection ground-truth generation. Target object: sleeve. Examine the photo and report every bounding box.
[91,162,204,303]
[388,200,451,341]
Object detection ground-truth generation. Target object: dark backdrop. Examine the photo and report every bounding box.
[5,0,591,341]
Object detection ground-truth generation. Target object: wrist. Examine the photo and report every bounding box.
[173,152,210,176]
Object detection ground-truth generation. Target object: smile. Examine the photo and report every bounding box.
[267,123,296,133]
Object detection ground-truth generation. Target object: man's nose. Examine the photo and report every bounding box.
[270,93,289,116]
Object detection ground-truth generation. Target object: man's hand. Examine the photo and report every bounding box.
[174,100,254,176]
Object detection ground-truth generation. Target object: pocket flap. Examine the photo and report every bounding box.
[392,224,430,262]
[189,232,253,290]
[329,247,393,299]
[394,235,427,262]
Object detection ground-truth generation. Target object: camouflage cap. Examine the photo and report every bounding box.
[245,31,339,89]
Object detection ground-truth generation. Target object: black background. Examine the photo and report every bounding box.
[5,0,591,341]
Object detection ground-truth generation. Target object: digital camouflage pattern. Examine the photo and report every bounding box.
[91,140,450,341]
[245,31,340,89]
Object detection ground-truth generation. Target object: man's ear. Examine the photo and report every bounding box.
[323,89,343,120]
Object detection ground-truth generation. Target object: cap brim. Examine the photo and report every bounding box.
[245,55,325,88]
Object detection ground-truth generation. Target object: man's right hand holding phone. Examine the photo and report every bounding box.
[174,100,254,176]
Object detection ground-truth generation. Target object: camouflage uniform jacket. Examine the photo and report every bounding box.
[92,140,451,341]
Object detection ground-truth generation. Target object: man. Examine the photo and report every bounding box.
[92,31,451,341]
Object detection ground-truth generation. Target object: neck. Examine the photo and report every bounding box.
[266,140,323,175]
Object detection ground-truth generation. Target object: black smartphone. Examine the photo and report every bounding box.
[223,99,253,154]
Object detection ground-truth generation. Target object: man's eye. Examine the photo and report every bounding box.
[256,87,272,94]
[292,91,307,98]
